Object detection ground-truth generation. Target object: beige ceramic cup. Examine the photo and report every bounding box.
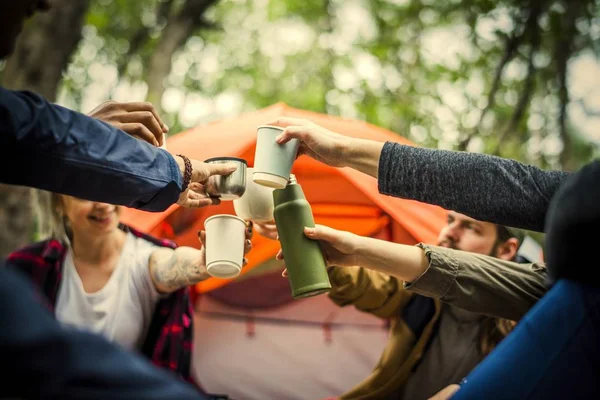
[233,167,275,223]
[253,125,300,189]
[204,214,246,279]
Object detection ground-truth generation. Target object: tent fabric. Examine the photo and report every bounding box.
[192,286,390,400]
[120,103,448,293]
[190,225,401,399]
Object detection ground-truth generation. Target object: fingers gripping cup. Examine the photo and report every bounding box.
[233,167,275,222]
[253,125,300,189]
[205,157,248,200]
[204,214,246,279]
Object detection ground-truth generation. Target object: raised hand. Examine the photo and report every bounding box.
[277,224,360,276]
[265,117,351,168]
[175,159,239,208]
[198,221,254,267]
[88,101,168,147]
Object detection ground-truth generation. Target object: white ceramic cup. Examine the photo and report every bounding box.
[253,125,300,189]
[233,167,275,222]
[204,214,246,279]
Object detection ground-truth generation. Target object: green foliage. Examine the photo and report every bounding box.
[57,0,599,170]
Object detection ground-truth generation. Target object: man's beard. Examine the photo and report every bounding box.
[437,238,457,250]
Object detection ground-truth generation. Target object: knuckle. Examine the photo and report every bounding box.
[141,111,154,122]
[104,101,118,111]
[132,124,147,135]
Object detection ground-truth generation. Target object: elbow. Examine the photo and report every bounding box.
[133,181,181,212]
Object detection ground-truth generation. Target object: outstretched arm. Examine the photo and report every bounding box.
[278,224,548,321]
[149,246,210,294]
[149,227,253,293]
[0,89,238,210]
[267,117,570,232]
[378,142,569,232]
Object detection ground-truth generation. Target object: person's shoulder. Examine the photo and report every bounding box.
[7,239,65,261]
[125,231,175,272]
[0,87,47,106]
[122,224,177,249]
[128,231,162,253]
[6,239,66,277]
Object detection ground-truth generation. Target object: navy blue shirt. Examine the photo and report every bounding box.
[0,87,183,211]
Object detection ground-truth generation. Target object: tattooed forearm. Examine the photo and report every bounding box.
[149,247,210,293]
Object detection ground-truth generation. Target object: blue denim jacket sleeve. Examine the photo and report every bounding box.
[0,87,182,212]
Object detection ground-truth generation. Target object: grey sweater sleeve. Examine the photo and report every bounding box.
[377,142,571,232]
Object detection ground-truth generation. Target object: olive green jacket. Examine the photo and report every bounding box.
[328,244,548,399]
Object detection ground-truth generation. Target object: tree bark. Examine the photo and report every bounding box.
[0,186,36,258]
[2,0,90,100]
[145,0,219,113]
[555,0,586,171]
[0,0,90,257]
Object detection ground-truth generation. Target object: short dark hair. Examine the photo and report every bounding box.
[496,225,524,245]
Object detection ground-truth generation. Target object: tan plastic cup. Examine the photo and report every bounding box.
[253,125,300,189]
[233,168,275,223]
[204,214,246,279]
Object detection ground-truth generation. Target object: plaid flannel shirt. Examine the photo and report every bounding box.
[7,224,195,382]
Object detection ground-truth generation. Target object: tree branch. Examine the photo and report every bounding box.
[555,0,586,170]
[491,0,545,155]
[198,17,221,30]
[492,43,540,155]
[145,0,220,113]
[2,0,91,100]
[116,0,176,78]
[458,11,525,151]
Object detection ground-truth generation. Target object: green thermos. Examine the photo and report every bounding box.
[273,174,332,299]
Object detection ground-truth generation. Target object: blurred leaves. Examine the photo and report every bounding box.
[54,0,600,170]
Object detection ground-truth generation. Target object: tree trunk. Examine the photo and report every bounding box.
[0,0,90,256]
[2,0,90,100]
[0,186,36,257]
[146,0,219,113]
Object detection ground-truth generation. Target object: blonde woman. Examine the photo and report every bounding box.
[8,101,252,391]
[9,193,252,385]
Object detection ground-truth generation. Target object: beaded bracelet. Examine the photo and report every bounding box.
[176,154,192,192]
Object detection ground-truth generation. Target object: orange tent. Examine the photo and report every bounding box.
[120,103,448,293]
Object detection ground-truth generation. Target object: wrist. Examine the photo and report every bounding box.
[171,153,185,186]
[351,235,395,274]
[340,137,360,167]
[198,262,211,281]
[175,154,192,192]
[174,153,185,176]
[343,138,384,178]
[348,233,369,267]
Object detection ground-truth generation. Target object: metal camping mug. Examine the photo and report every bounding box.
[204,157,248,200]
